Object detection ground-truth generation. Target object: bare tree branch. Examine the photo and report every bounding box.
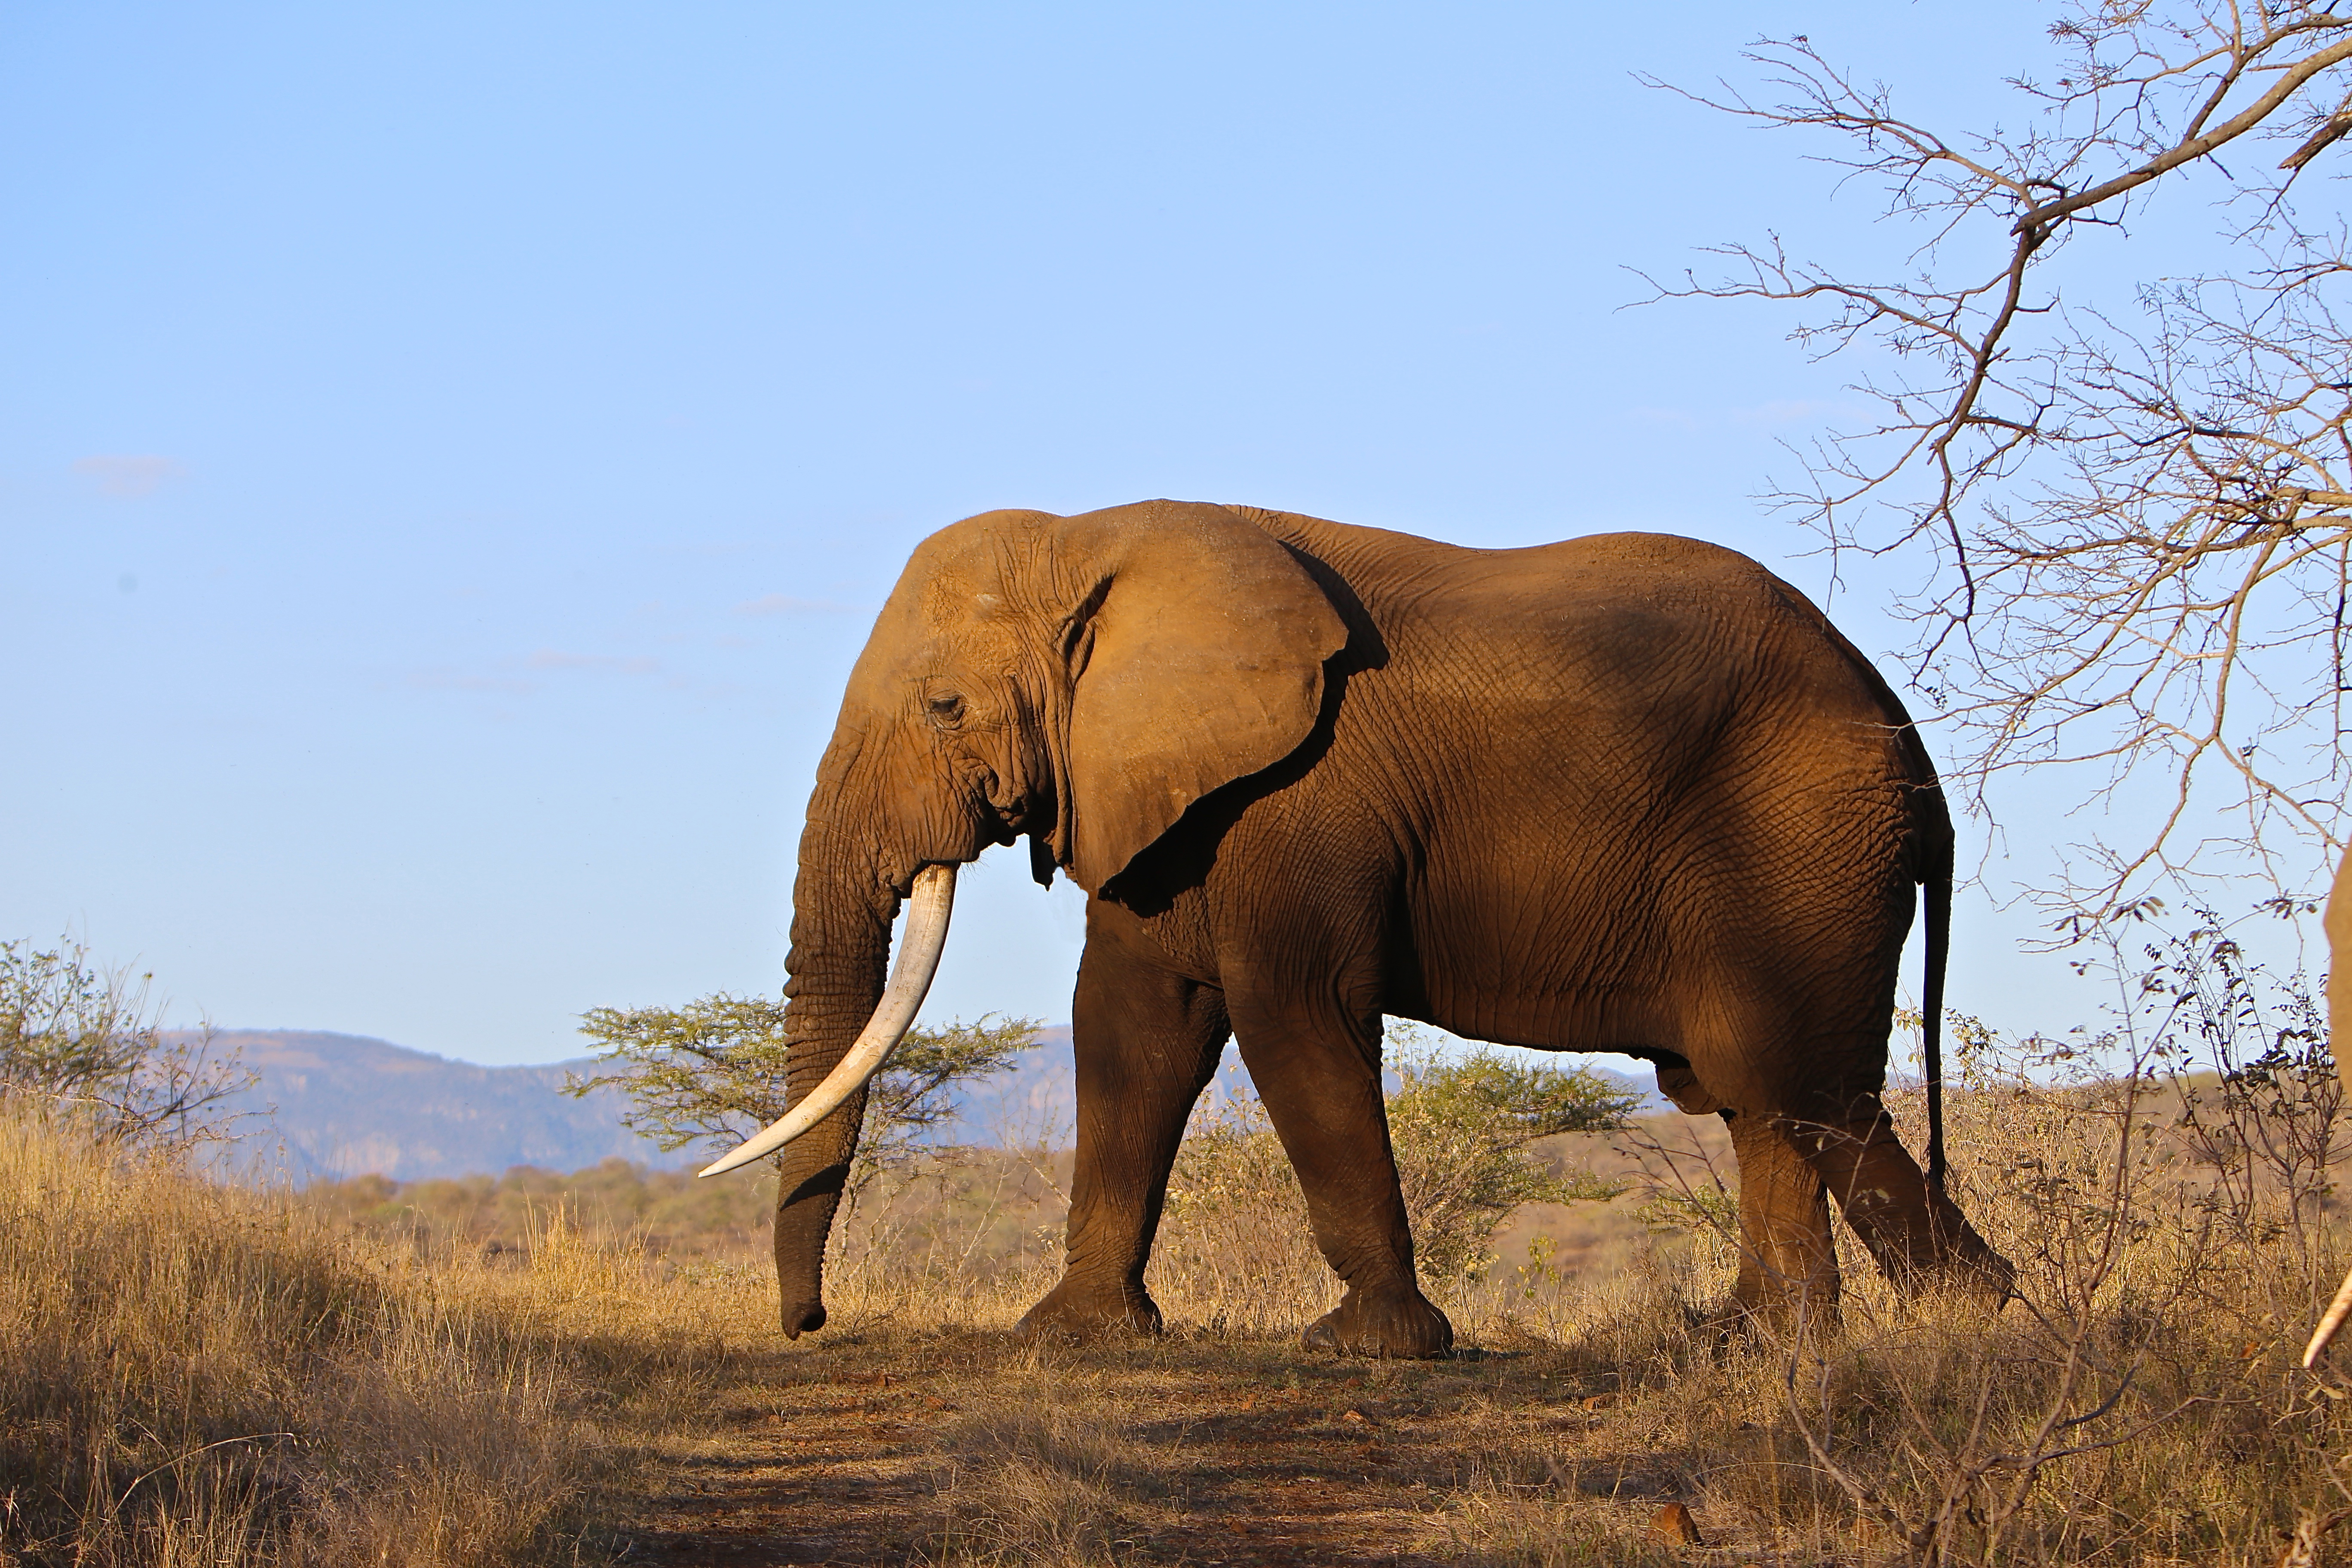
[1652,6,2352,911]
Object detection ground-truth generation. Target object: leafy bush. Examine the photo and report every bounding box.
[0,936,248,1149]
[1155,1023,1637,1317]
[1383,1035,1639,1277]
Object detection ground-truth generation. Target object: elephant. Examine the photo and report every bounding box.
[702,498,2012,1356]
[2304,853,2352,1366]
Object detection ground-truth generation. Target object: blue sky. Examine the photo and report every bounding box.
[1,3,2211,1065]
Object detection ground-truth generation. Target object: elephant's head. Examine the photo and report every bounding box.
[706,499,1348,1335]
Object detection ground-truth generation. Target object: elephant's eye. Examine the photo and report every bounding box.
[925,692,966,727]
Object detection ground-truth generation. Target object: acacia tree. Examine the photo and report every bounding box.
[1652,3,2352,910]
[567,996,1032,1199]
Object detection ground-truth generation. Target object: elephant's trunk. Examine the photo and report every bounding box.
[726,775,929,1337]
[701,864,956,1177]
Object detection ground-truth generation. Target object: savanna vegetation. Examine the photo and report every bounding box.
[21,6,2352,1565]
[7,921,2352,1565]
[0,943,726,1566]
[21,19,2352,1548]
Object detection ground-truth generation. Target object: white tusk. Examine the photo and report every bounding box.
[2306,1264,2352,1368]
[698,863,958,1179]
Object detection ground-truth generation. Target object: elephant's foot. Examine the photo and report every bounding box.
[1933,1223,2018,1305]
[1724,1283,1842,1342]
[1301,1282,1453,1358]
[1014,1278,1164,1344]
[1897,1250,2017,1312]
[1869,1215,2017,1308]
[1967,1248,2018,1304]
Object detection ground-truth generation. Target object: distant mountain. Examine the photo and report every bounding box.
[201,1026,1098,1182]
[945,1025,1076,1146]
[200,1025,1663,1184]
[206,1030,684,1182]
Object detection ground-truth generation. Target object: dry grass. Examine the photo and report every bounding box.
[21,1008,2352,1565]
[718,1038,2352,1566]
[300,1157,781,1259]
[0,1101,736,1567]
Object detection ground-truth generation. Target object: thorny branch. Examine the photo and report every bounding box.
[1648,4,2352,911]
[0,937,251,1151]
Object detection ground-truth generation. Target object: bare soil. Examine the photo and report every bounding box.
[616,1328,1688,1567]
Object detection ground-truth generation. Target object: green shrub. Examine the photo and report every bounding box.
[0,935,249,1150]
[1162,1023,1638,1296]
[1384,1032,1639,1277]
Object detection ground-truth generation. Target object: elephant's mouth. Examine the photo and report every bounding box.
[989,791,1041,836]
[699,862,958,1178]
[978,756,1051,839]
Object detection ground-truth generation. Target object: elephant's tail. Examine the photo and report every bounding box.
[1920,796,1952,1193]
[1754,567,1957,1188]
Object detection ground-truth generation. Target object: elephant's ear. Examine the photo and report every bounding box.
[1057,500,1348,897]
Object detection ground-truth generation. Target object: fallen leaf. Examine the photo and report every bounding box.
[1649,1502,1704,1546]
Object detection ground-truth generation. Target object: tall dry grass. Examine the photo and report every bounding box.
[814,981,2352,1563]
[1396,1029,2352,1565]
[267,1028,2352,1566]
[0,1101,728,1568]
[30,940,2352,1565]
[302,1156,780,1258]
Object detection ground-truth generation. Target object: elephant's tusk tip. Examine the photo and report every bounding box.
[697,1142,765,1179]
[2306,1265,2352,1367]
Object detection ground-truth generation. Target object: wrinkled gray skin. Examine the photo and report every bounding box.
[766,499,2010,1357]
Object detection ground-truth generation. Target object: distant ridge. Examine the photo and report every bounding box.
[203,1026,1092,1182]
[201,1025,1662,1185]
[207,1030,683,1182]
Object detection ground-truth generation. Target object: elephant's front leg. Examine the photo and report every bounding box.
[1229,993,1453,1359]
[1014,933,1228,1344]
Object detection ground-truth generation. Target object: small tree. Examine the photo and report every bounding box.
[0,936,250,1149]
[567,995,1033,1196]
[1383,1028,1642,1279]
[1165,1023,1638,1287]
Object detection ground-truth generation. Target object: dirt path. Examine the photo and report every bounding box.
[614,1331,1695,1566]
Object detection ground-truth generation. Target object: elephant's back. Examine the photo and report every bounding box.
[1236,508,1925,805]
[1414,529,1848,665]
[1237,509,1854,686]
[1335,530,1890,735]
[1271,516,1927,1038]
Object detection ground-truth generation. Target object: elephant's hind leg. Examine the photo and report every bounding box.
[1724,1110,1843,1331]
[1798,1106,2012,1299]
[1014,925,1228,1344]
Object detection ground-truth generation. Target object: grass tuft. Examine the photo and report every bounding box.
[0,1101,723,1567]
